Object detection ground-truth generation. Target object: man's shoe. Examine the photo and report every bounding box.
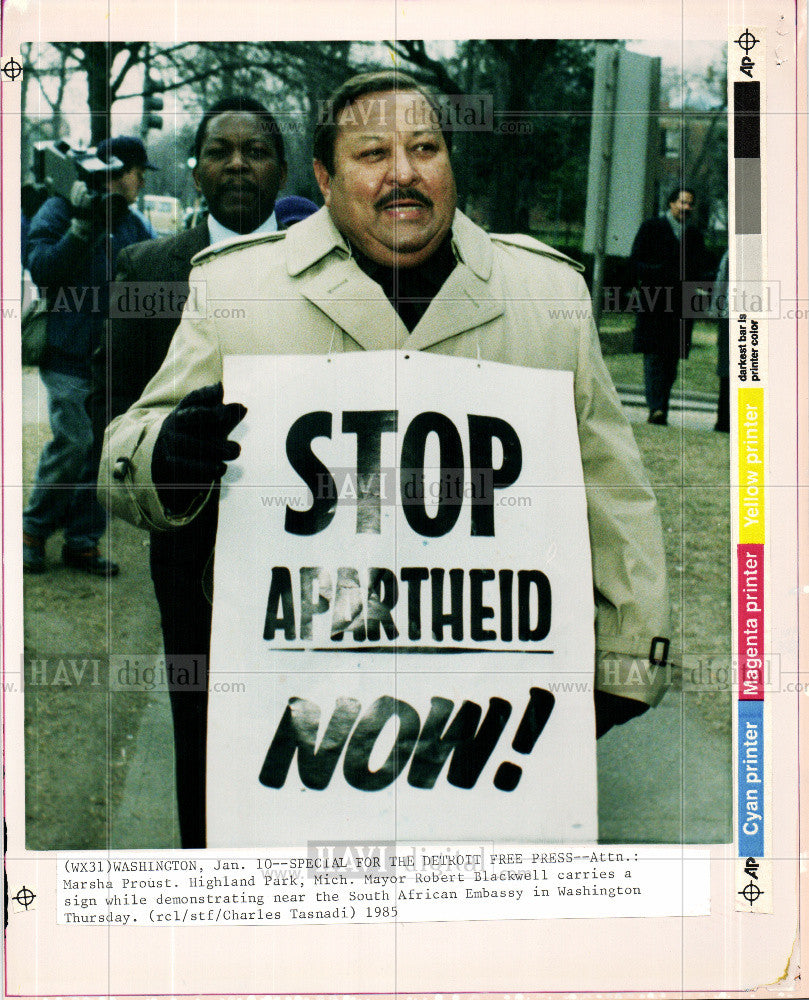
[23,533,46,574]
[62,545,120,577]
[648,410,667,426]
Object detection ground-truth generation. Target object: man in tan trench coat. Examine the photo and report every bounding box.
[100,71,671,844]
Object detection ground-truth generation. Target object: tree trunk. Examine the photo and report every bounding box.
[487,41,556,233]
[82,43,113,145]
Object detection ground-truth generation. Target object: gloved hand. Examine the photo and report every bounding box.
[594,690,649,738]
[69,180,129,240]
[151,382,247,515]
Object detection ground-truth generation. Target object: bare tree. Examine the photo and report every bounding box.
[21,43,74,176]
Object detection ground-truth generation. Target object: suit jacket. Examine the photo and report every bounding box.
[629,214,710,358]
[93,223,210,424]
[100,207,671,705]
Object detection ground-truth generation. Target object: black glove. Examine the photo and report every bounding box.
[151,382,247,515]
[69,181,129,239]
[595,691,649,738]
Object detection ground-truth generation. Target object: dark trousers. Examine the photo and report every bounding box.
[716,377,730,431]
[716,318,730,431]
[643,353,680,417]
[149,508,217,849]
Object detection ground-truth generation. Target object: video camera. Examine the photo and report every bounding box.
[33,140,124,201]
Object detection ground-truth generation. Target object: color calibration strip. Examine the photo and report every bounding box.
[730,26,770,913]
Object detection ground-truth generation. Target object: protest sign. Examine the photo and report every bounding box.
[207,352,597,847]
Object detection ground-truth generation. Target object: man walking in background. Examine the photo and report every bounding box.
[630,187,711,426]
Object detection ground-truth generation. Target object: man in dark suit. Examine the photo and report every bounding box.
[98,96,290,424]
[94,96,307,847]
[629,187,711,425]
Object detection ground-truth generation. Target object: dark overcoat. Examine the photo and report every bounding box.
[630,215,709,359]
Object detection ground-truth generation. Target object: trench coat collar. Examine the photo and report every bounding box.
[285,206,503,352]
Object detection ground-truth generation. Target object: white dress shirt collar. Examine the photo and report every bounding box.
[207,210,278,246]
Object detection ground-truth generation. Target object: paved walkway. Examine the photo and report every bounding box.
[110,689,181,849]
[615,384,720,432]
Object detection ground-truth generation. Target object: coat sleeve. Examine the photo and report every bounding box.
[25,197,97,291]
[689,228,715,283]
[97,264,222,532]
[629,219,667,285]
[571,272,671,705]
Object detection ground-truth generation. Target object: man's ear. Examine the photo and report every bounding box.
[312,159,331,206]
[192,166,202,195]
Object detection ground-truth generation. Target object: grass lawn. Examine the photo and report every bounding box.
[631,421,732,738]
[601,319,724,398]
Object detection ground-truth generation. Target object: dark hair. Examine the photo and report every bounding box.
[313,70,452,175]
[667,186,696,205]
[194,96,285,163]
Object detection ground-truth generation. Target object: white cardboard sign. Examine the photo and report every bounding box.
[207,352,597,846]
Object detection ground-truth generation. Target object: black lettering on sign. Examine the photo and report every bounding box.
[494,687,555,790]
[259,697,361,789]
[470,569,496,641]
[366,568,400,641]
[263,565,552,644]
[518,570,551,640]
[467,415,522,536]
[407,696,512,789]
[283,410,525,538]
[285,412,336,535]
[342,410,398,534]
[299,567,330,640]
[400,412,464,537]
[330,567,366,642]
[400,567,429,640]
[263,566,295,640]
[431,568,465,640]
[499,569,514,642]
[343,697,421,791]
[259,692,556,791]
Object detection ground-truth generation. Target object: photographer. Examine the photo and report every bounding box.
[23,136,156,576]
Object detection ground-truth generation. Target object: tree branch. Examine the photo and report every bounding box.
[109,42,146,97]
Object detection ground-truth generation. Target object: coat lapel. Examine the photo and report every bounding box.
[403,263,504,351]
[296,260,408,351]
[404,210,503,351]
[282,207,502,352]
[286,209,406,351]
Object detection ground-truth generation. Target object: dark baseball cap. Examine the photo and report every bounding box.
[97,136,157,171]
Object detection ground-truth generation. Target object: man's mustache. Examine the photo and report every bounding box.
[375,188,433,210]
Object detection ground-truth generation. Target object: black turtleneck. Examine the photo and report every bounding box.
[349,235,458,332]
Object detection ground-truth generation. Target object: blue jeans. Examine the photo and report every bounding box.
[23,368,107,551]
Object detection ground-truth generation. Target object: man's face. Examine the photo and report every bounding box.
[193,111,287,234]
[108,166,145,204]
[314,90,457,268]
[669,190,695,223]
